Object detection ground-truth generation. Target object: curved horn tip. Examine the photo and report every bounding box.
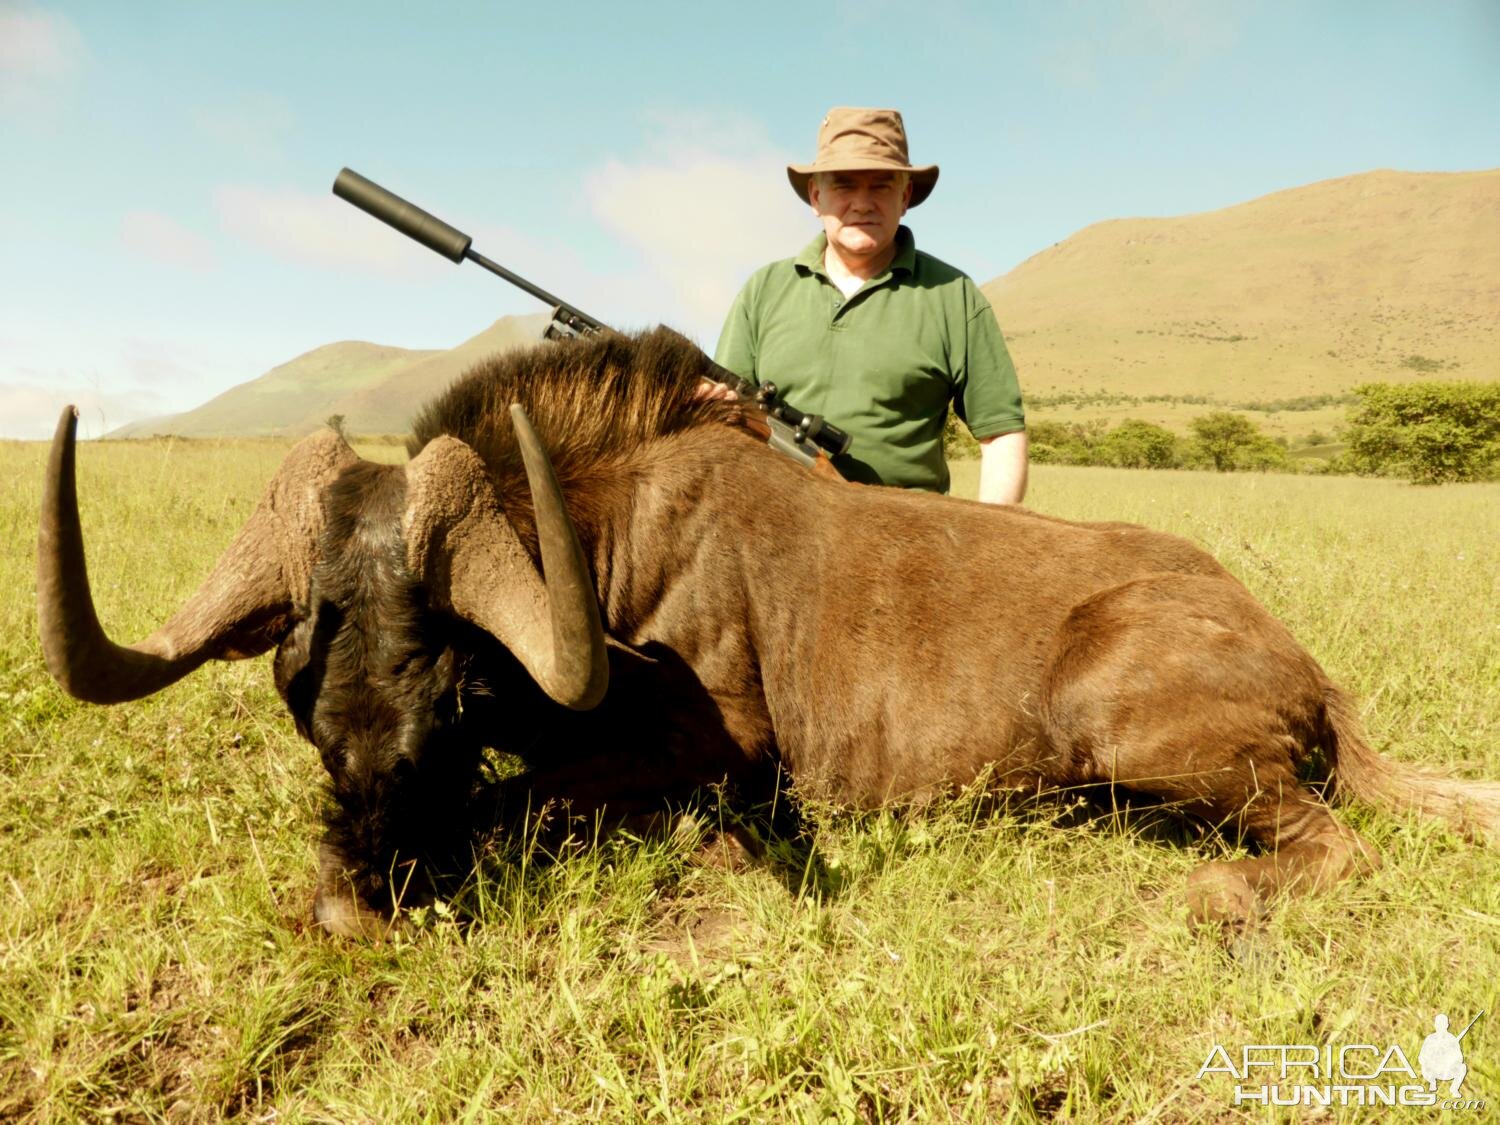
[53,405,79,439]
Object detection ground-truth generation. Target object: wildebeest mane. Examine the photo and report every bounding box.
[407,327,729,522]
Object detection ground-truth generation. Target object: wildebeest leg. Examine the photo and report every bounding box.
[1040,575,1381,928]
[1177,789,1379,929]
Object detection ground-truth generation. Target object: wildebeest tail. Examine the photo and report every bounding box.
[1323,687,1500,843]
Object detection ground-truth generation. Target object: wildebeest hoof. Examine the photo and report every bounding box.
[1185,862,1263,932]
[313,888,396,941]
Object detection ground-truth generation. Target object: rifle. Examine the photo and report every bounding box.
[332,168,852,468]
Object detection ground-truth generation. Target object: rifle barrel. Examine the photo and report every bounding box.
[464,248,604,335]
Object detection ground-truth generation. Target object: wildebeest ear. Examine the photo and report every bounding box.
[37,410,360,704]
[402,415,608,711]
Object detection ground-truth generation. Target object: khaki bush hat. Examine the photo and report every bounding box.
[787,107,939,207]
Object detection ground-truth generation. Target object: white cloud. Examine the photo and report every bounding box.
[116,335,212,387]
[191,93,296,161]
[0,4,84,112]
[120,209,217,270]
[0,322,248,439]
[1043,38,1100,91]
[583,115,814,343]
[1041,0,1239,91]
[1144,0,1238,61]
[0,380,171,440]
[214,183,443,277]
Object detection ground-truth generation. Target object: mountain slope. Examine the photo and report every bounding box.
[109,314,548,438]
[319,314,548,435]
[983,169,1500,405]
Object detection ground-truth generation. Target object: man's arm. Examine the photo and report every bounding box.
[977,430,1028,504]
[955,282,1027,504]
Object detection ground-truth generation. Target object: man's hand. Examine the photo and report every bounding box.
[695,379,739,402]
[977,430,1029,505]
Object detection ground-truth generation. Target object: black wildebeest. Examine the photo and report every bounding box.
[38,328,1500,936]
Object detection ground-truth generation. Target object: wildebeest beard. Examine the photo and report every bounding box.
[272,460,501,918]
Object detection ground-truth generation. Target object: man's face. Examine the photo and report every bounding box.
[809,170,912,263]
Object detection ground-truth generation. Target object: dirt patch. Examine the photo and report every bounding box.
[642,906,751,968]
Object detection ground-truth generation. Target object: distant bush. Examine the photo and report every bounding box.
[1095,419,1179,469]
[1308,457,1347,476]
[1184,412,1290,472]
[950,410,1306,475]
[1227,392,1355,414]
[1398,354,1457,373]
[943,411,980,458]
[1027,420,1106,465]
[1025,390,1214,409]
[1023,390,1351,414]
[1343,381,1500,484]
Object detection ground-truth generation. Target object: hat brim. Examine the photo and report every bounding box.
[787,161,939,208]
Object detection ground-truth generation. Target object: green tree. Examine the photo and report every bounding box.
[1343,382,1500,484]
[1096,419,1179,469]
[1026,420,1104,465]
[1187,411,1289,472]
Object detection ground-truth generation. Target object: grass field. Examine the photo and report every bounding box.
[2,437,1497,1121]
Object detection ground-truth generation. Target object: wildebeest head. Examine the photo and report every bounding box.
[37,402,609,938]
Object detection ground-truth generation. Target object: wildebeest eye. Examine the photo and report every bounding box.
[315,733,347,779]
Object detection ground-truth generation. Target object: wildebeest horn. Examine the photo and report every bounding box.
[402,406,608,710]
[37,407,359,704]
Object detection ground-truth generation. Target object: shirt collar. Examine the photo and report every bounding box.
[795,225,917,284]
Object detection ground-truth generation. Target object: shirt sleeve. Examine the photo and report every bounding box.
[954,284,1025,439]
[713,278,759,384]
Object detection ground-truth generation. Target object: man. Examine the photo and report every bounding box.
[712,107,1028,503]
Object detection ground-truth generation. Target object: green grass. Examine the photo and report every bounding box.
[2,440,1497,1120]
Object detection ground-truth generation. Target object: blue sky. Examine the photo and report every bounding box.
[2,0,1496,438]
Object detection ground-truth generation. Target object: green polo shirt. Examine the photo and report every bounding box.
[714,226,1024,492]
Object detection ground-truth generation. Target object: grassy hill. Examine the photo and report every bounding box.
[109,313,549,439]
[983,168,1500,439]
[322,314,548,436]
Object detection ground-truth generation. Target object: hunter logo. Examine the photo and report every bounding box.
[1198,1010,1486,1110]
[1419,1012,1474,1095]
